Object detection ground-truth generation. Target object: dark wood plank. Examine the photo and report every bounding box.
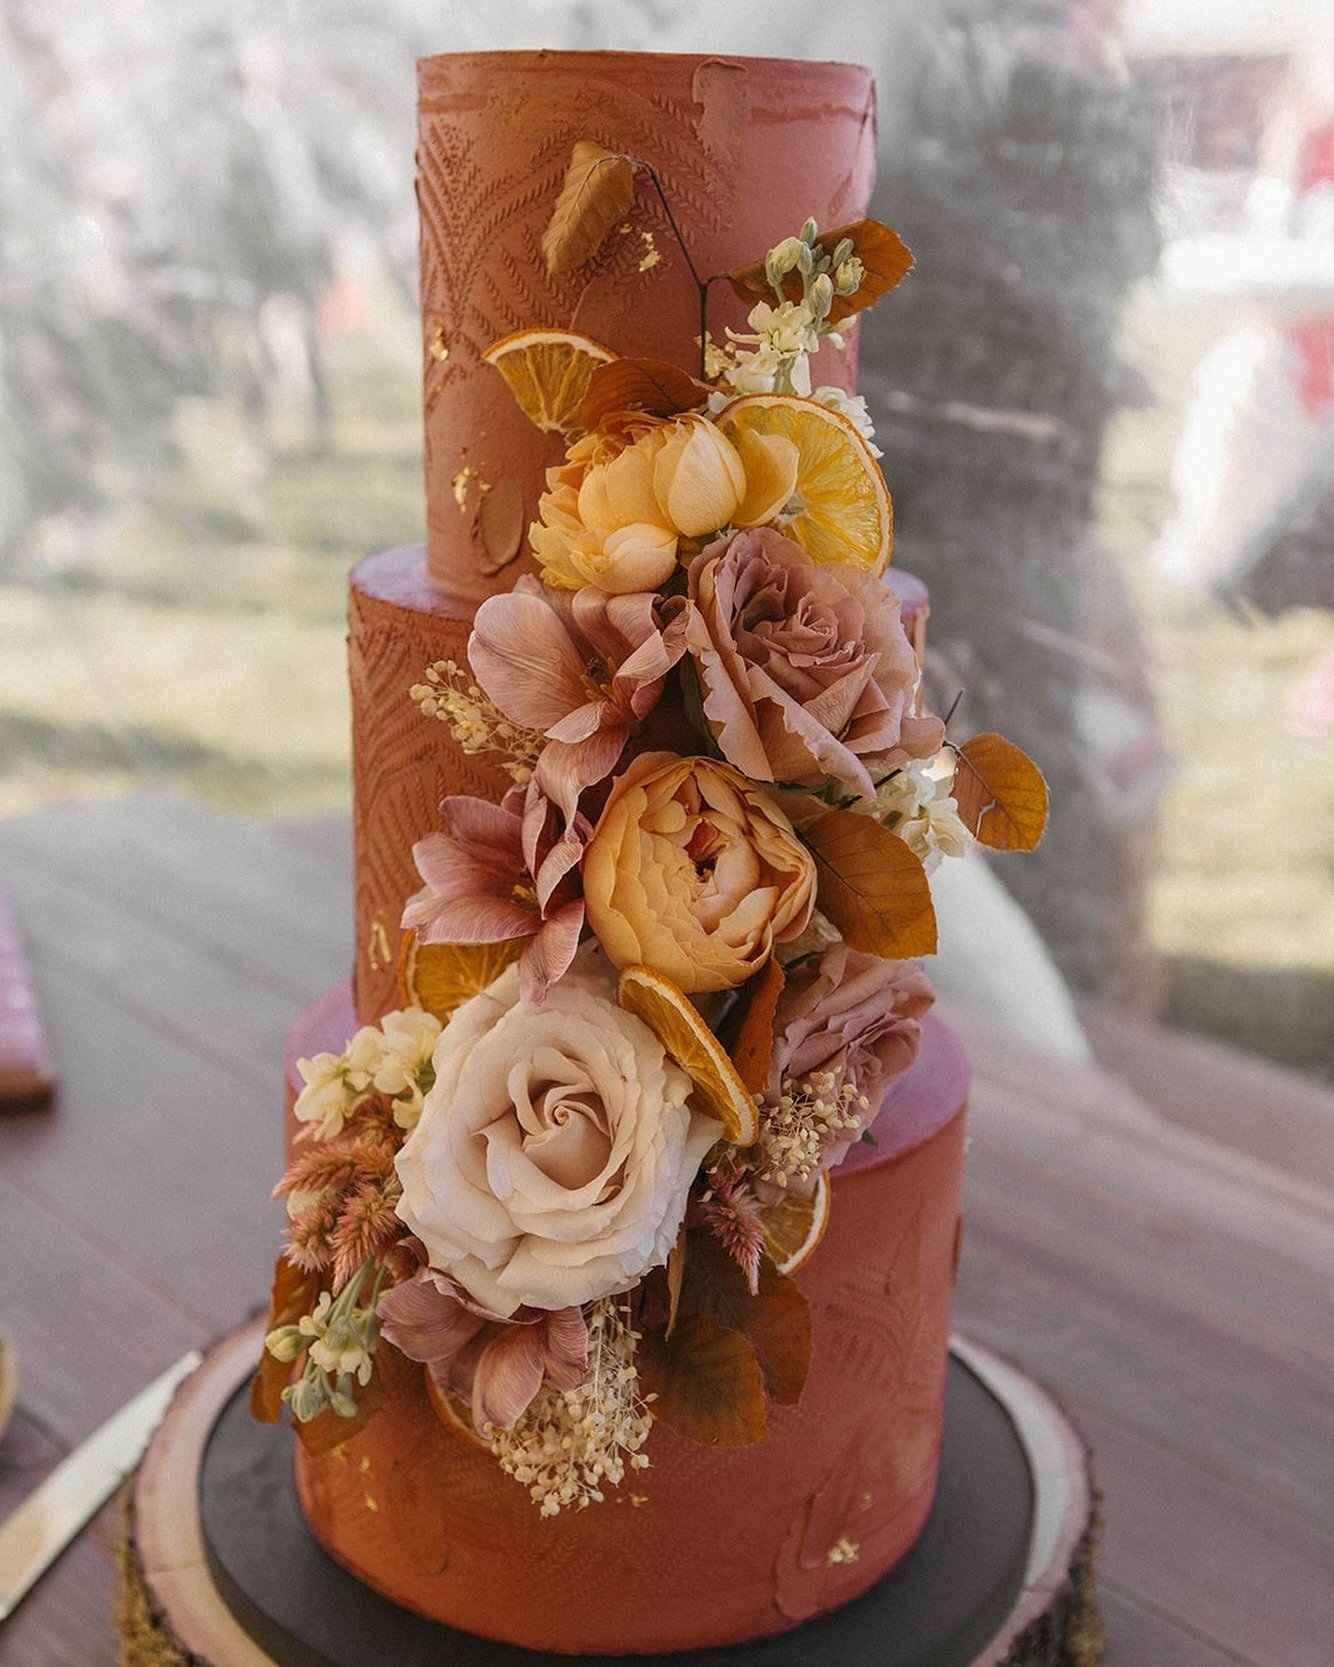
[1080,995,1334,1191]
[0,1496,123,1667]
[956,1232,1334,1535]
[0,1406,63,1523]
[0,957,287,1338]
[0,1174,212,1446]
[0,791,352,1002]
[1098,1585,1263,1667]
[1076,1406,1334,1667]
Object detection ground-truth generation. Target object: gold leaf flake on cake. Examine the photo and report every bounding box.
[451,466,476,510]
[825,1537,860,1566]
[367,919,392,972]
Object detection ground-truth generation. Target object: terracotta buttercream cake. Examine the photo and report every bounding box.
[253,49,1047,1657]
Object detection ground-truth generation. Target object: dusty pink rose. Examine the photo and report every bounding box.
[378,1265,587,1431]
[468,577,691,822]
[401,789,586,1004]
[582,751,816,993]
[687,526,945,799]
[768,942,935,1171]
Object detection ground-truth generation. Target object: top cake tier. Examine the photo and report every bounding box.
[417,51,876,608]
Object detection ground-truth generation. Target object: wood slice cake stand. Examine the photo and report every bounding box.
[121,1321,1100,1667]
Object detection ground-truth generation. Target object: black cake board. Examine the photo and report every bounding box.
[127,1321,1098,1667]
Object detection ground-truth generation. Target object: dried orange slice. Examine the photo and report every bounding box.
[758,1170,831,1276]
[397,932,522,1024]
[482,328,616,435]
[423,1370,493,1451]
[719,393,893,573]
[617,965,760,1147]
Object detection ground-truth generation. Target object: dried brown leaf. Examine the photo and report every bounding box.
[727,218,913,325]
[801,807,937,957]
[683,1229,811,1406]
[952,733,1049,852]
[665,1226,688,1340]
[249,1253,320,1423]
[636,1310,768,1447]
[578,357,712,430]
[726,957,786,1096]
[542,141,636,275]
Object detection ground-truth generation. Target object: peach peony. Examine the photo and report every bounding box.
[582,752,816,993]
[394,957,719,1316]
[530,411,796,594]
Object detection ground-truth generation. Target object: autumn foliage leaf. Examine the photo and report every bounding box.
[801,807,937,957]
[542,141,637,274]
[636,1310,769,1446]
[682,1229,811,1406]
[952,733,1049,852]
[725,956,785,1097]
[578,356,712,429]
[250,1253,320,1423]
[727,218,913,325]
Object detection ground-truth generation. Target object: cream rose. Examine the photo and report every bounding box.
[394,959,719,1316]
[582,751,817,993]
[530,411,795,595]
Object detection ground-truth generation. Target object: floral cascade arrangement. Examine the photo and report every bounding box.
[253,144,1048,1517]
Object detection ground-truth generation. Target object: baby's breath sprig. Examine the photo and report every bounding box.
[411,659,543,785]
[489,1297,653,1516]
[755,1068,869,1191]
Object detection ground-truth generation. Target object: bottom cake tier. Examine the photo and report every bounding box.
[281,987,970,1656]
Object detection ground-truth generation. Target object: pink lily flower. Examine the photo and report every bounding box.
[469,577,693,823]
[378,1265,588,1431]
[401,788,587,1004]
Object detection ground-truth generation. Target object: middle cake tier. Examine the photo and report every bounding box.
[348,544,932,1025]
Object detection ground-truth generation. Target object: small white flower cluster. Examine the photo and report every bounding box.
[411,659,542,785]
[293,1007,442,1140]
[266,1263,383,1421]
[489,1298,652,1517]
[810,385,883,457]
[872,755,972,873]
[710,220,873,417]
[756,1068,868,1190]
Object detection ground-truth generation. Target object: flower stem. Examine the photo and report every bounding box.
[632,159,710,378]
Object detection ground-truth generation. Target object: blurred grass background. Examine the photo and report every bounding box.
[1,274,1329,1073]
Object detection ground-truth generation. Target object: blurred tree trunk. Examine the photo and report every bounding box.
[862,0,1163,993]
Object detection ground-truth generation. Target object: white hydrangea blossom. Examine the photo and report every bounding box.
[293,1008,440,1139]
[873,756,973,871]
[373,1006,443,1130]
[812,385,882,456]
